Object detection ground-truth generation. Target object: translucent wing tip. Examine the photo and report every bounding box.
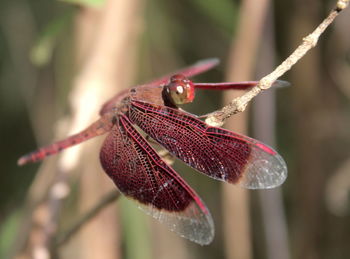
[239,151,288,189]
[195,58,220,67]
[273,80,291,88]
[137,200,215,245]
[175,210,215,246]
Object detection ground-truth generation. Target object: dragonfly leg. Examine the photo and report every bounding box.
[197,113,213,119]
[158,149,176,166]
[145,135,176,166]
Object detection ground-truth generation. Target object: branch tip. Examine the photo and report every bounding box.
[336,0,349,11]
[204,0,348,127]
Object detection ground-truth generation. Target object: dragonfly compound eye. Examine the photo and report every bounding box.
[164,74,195,105]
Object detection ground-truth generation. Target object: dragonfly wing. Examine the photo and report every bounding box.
[129,101,287,189]
[100,115,214,245]
[100,58,219,115]
[194,80,290,90]
[142,58,219,88]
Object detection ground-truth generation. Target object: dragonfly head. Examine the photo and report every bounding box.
[163,74,195,106]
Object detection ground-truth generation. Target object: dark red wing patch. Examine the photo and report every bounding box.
[129,100,287,189]
[99,115,214,245]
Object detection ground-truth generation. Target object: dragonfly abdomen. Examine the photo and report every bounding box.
[18,117,114,165]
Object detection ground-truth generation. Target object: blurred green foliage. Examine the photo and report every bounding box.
[0,210,20,259]
[120,198,152,259]
[30,11,74,66]
[60,0,107,7]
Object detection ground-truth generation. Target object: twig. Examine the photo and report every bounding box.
[205,0,349,127]
[55,190,120,247]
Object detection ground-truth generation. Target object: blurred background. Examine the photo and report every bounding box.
[1,0,350,258]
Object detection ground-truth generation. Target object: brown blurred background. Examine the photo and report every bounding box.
[0,0,350,258]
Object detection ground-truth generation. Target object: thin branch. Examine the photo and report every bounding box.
[205,0,349,127]
[55,190,120,247]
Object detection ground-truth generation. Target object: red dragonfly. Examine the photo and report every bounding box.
[18,58,287,245]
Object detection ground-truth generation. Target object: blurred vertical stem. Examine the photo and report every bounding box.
[253,8,290,259]
[13,0,145,258]
[141,2,192,258]
[287,2,325,258]
[222,0,270,258]
[72,0,145,259]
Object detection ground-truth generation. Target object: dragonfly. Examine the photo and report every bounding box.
[18,58,287,245]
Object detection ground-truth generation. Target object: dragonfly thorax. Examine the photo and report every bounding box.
[163,74,195,106]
